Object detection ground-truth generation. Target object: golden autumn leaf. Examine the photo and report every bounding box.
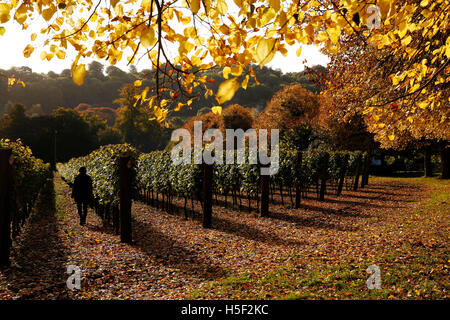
[42,5,56,21]
[134,80,143,87]
[216,78,240,104]
[23,44,34,57]
[242,75,249,90]
[174,102,184,111]
[378,0,393,18]
[40,51,47,60]
[211,106,222,115]
[72,64,86,86]
[140,27,157,48]
[255,38,277,66]
[14,4,28,24]
[328,27,341,44]
[0,3,11,23]
[190,0,201,14]
[56,50,66,59]
[7,78,15,87]
[231,65,243,77]
[269,0,280,11]
[223,66,231,79]
[216,0,228,15]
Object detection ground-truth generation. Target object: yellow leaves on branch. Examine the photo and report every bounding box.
[1,0,445,124]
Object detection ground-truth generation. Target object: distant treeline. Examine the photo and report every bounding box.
[0,63,324,118]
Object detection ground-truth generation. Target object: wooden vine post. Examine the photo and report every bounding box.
[319,153,330,201]
[0,148,12,266]
[295,151,303,208]
[119,153,132,243]
[202,163,213,228]
[260,166,270,217]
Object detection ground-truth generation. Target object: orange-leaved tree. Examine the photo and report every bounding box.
[320,0,449,177]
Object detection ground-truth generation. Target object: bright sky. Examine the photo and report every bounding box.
[0,5,330,75]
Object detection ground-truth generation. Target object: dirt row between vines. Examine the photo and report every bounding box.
[1,174,448,299]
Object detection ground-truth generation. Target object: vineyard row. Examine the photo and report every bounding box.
[0,139,51,266]
[58,144,369,229]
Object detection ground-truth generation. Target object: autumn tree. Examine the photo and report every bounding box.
[321,0,449,177]
[222,104,254,130]
[255,83,320,150]
[318,94,377,152]
[75,103,118,126]
[114,84,169,152]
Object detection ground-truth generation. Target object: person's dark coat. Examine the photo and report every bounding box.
[71,173,94,203]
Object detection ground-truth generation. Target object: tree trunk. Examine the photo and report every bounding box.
[361,152,371,188]
[353,154,362,191]
[337,154,349,196]
[424,144,433,177]
[439,141,449,179]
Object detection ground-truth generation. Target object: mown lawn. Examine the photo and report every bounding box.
[186,177,449,300]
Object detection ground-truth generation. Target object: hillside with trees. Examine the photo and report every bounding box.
[0,63,324,119]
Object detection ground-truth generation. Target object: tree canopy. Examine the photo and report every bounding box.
[0,0,446,133]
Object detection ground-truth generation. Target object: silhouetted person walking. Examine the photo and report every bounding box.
[71,167,94,225]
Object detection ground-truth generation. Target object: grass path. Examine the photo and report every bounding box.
[0,174,448,299]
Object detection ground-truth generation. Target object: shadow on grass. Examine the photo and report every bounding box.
[267,210,359,232]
